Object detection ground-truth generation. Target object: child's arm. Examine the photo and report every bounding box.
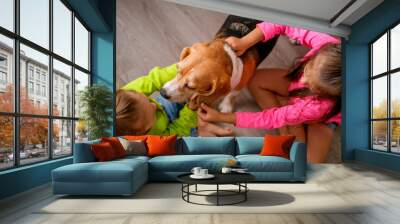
[120,64,178,96]
[257,22,340,48]
[162,105,198,136]
[226,22,340,58]
[198,98,334,130]
[256,22,340,60]
[235,97,334,129]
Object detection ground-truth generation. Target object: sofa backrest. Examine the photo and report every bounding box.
[179,137,235,155]
[74,136,289,162]
[235,137,264,155]
[73,139,100,163]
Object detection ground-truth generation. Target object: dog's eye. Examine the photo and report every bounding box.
[185,83,195,90]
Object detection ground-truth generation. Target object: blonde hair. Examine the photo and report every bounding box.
[287,43,342,121]
[308,44,342,97]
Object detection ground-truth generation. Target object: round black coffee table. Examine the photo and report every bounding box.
[177,173,255,206]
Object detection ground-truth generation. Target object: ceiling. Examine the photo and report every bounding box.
[227,0,352,22]
[163,0,384,37]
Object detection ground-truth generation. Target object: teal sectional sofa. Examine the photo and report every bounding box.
[52,137,306,196]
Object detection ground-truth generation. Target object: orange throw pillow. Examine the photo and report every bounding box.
[101,137,126,158]
[124,135,148,141]
[146,135,177,157]
[260,135,296,159]
[91,142,117,161]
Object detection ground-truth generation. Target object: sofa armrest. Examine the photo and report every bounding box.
[289,141,307,181]
[73,140,100,163]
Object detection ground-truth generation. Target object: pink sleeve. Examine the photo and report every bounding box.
[235,97,334,129]
[256,22,340,60]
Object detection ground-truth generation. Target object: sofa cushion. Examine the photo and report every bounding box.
[90,142,118,161]
[101,137,127,158]
[236,155,293,172]
[260,135,296,159]
[52,158,147,183]
[149,154,235,172]
[181,137,235,155]
[236,137,264,155]
[118,138,147,156]
[147,135,177,157]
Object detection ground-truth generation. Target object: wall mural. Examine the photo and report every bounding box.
[116,0,342,163]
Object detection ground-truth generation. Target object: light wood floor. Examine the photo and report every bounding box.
[1,162,400,224]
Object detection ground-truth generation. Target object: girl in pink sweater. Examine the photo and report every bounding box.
[198,22,341,163]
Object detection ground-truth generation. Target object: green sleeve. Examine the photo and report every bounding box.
[120,64,178,96]
[163,105,198,137]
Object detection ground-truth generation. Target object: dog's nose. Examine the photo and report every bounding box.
[160,88,170,99]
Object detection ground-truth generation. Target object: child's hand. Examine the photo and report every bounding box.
[225,37,247,56]
[197,103,222,123]
[198,103,237,125]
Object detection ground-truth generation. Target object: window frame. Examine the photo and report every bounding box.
[0,0,92,171]
[370,20,400,154]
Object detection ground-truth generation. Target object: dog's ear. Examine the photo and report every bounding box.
[188,80,218,110]
[200,79,217,97]
[188,92,200,110]
[179,47,191,61]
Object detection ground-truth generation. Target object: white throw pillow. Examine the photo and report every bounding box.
[118,137,147,156]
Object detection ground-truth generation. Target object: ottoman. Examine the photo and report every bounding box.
[52,156,148,196]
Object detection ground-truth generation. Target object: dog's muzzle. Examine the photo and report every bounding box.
[159,88,170,99]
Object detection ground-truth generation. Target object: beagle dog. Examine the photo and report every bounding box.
[160,15,277,112]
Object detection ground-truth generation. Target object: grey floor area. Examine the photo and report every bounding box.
[116,0,341,162]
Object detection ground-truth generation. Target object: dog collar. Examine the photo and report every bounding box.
[223,43,243,90]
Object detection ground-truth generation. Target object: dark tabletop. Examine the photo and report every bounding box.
[177,172,255,185]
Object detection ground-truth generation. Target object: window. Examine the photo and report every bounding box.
[0,70,7,92]
[75,18,89,70]
[20,0,49,49]
[19,117,48,165]
[0,71,6,85]
[53,0,72,60]
[53,120,72,158]
[53,59,71,117]
[371,23,400,154]
[28,67,34,80]
[28,81,33,94]
[74,69,89,118]
[35,83,40,95]
[0,0,91,170]
[0,55,7,67]
[0,54,8,88]
[0,0,13,32]
[0,35,13,113]
[35,70,40,81]
[0,116,13,170]
[42,85,46,97]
